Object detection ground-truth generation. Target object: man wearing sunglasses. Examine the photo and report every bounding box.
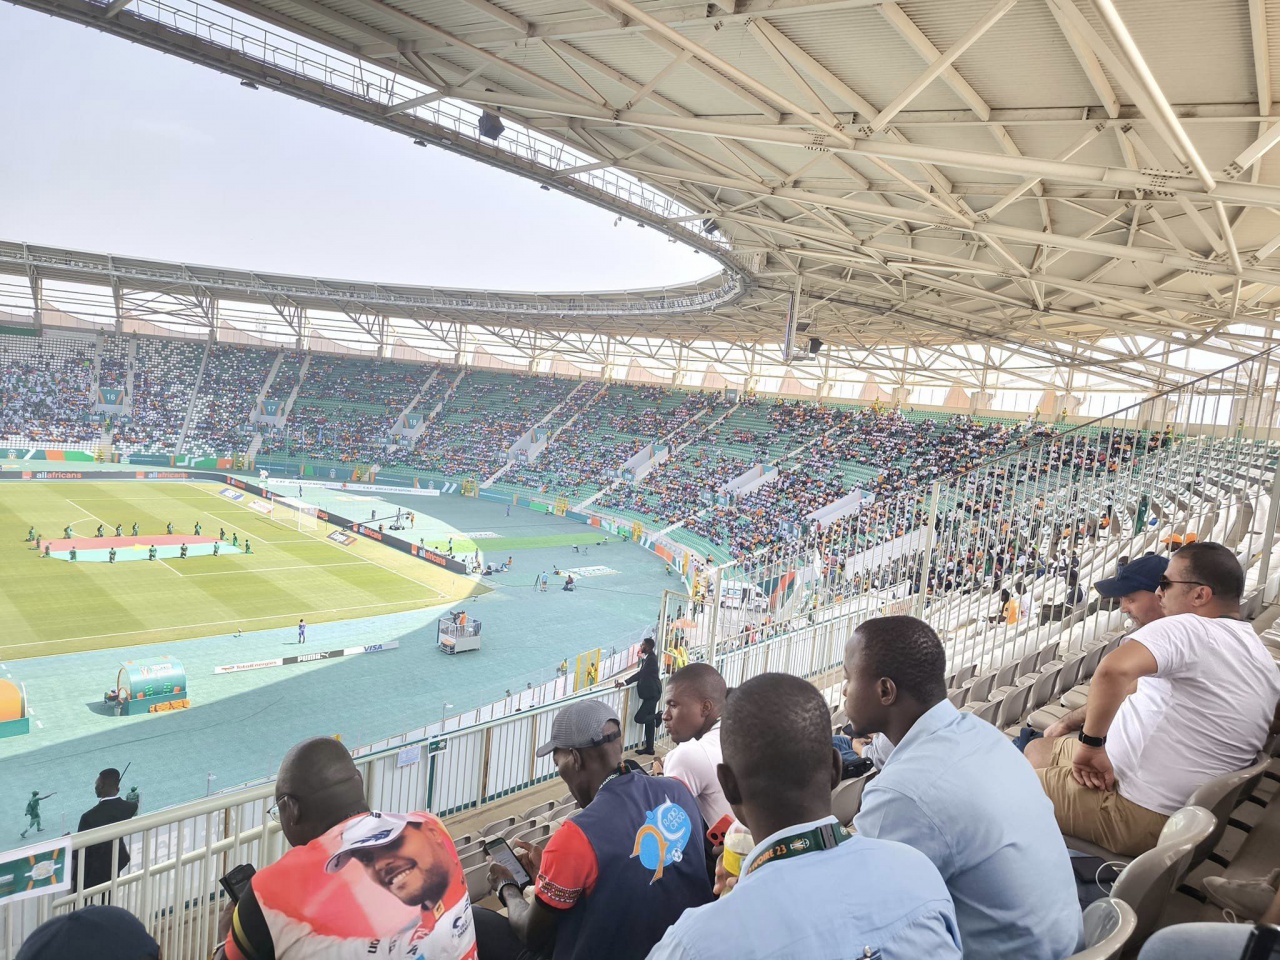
[1033,542,1280,856]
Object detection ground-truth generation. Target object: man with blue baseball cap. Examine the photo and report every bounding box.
[1091,555,1170,630]
[1024,554,1168,769]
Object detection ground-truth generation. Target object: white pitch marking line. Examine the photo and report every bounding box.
[35,720,43,729]
[44,599,436,644]
[178,562,369,577]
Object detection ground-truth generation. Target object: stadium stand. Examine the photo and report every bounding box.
[256,356,427,463]
[493,384,715,500]
[2,333,1279,960]
[264,350,305,403]
[97,334,129,390]
[0,331,98,445]
[112,339,205,455]
[402,370,579,481]
[184,344,276,458]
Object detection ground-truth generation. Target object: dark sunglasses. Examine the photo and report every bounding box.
[1158,577,1206,591]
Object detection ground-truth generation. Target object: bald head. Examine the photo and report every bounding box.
[278,736,358,795]
[275,737,368,846]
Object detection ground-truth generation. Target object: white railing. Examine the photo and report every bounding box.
[0,599,859,958]
[648,347,1280,681]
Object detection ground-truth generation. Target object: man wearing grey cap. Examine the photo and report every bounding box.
[483,699,712,960]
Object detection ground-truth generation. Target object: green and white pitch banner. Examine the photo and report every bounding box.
[0,837,72,904]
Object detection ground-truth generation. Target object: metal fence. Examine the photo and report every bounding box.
[4,349,1279,955]
[657,346,1280,681]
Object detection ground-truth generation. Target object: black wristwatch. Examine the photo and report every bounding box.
[1078,730,1107,748]
[498,881,521,906]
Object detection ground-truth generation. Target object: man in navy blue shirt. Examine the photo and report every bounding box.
[484,699,711,960]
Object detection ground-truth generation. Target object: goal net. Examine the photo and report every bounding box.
[274,496,319,531]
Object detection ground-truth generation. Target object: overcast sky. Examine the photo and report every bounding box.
[0,4,715,291]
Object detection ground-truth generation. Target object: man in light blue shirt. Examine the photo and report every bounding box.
[647,672,961,960]
[846,616,1083,960]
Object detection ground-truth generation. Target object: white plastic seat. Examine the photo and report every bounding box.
[519,800,557,822]
[1064,898,1137,960]
[832,771,876,826]
[480,815,517,838]
[1109,806,1214,945]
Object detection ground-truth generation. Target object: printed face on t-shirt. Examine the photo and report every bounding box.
[354,823,453,907]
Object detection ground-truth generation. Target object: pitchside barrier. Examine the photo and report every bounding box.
[0,619,843,959]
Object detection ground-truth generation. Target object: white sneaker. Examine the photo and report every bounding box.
[1203,868,1280,920]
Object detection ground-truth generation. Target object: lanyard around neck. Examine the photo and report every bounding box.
[745,821,852,877]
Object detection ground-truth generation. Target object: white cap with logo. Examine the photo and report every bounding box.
[324,812,412,874]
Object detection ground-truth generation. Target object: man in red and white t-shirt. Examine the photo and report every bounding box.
[655,663,731,828]
[219,738,476,960]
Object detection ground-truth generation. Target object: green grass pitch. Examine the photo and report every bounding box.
[0,480,484,660]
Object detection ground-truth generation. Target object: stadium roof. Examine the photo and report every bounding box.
[7,0,1280,394]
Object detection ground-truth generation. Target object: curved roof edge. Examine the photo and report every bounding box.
[0,240,749,319]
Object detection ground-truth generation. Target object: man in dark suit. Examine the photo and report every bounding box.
[616,636,663,754]
[73,768,139,893]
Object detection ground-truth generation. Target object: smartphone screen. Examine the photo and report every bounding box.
[484,837,532,888]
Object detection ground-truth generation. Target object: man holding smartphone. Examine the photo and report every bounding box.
[484,699,712,960]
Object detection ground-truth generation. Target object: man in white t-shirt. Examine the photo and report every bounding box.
[654,663,731,828]
[1035,542,1280,855]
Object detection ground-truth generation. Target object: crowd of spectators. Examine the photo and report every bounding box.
[0,334,98,443]
[97,335,129,390]
[259,402,395,462]
[256,356,431,463]
[501,386,719,497]
[112,339,205,453]
[596,446,752,527]
[394,371,579,479]
[185,344,276,456]
[299,355,425,410]
[265,351,306,402]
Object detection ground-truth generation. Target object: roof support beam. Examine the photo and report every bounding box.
[597,0,850,138]
[744,16,876,118]
[453,91,1280,211]
[625,50,693,111]
[746,18,843,128]
[878,2,992,120]
[1250,0,1272,117]
[870,0,1017,132]
[340,0,604,108]
[1044,0,1119,118]
[455,0,530,36]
